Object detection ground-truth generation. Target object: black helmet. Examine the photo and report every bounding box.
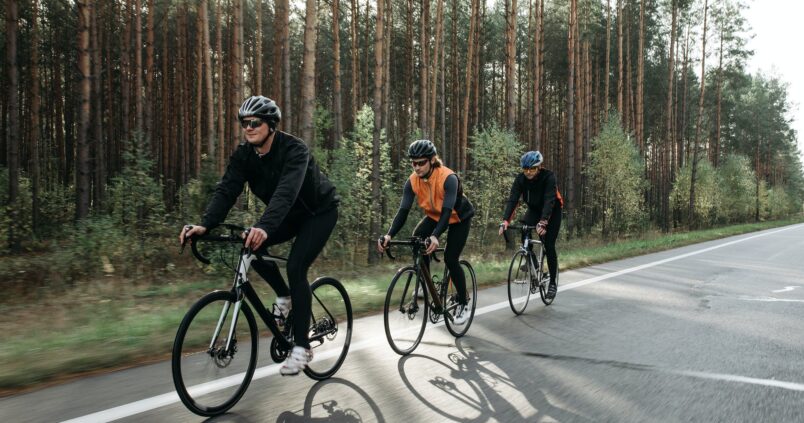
[408,139,437,158]
[238,96,281,127]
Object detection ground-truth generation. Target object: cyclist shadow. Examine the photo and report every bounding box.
[396,338,591,422]
[274,377,385,423]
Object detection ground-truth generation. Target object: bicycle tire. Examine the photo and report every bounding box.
[444,260,477,337]
[304,277,353,380]
[538,250,555,305]
[384,266,428,355]
[507,250,532,315]
[172,290,258,417]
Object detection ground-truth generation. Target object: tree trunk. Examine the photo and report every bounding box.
[460,0,481,172]
[31,0,42,234]
[688,0,708,227]
[616,0,624,117]
[256,0,263,95]
[92,0,105,209]
[419,0,430,137]
[76,0,92,220]
[333,0,344,145]
[370,0,385,264]
[505,0,517,131]
[350,0,360,122]
[201,0,215,159]
[6,0,21,249]
[429,0,444,141]
[714,30,723,167]
[275,0,290,130]
[215,1,226,173]
[135,0,144,133]
[146,0,155,143]
[663,0,676,231]
[604,0,611,120]
[636,0,645,153]
[300,0,318,145]
[566,0,577,237]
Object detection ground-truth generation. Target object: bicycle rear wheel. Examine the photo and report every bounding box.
[172,290,258,417]
[384,266,428,355]
[538,250,555,305]
[304,277,353,380]
[444,260,478,337]
[507,250,532,315]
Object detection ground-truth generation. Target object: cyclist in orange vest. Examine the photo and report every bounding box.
[499,151,563,299]
[378,140,475,325]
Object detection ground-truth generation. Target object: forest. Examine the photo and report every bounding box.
[2,0,803,284]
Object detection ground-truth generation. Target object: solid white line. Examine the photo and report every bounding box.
[60,224,804,422]
[673,370,804,392]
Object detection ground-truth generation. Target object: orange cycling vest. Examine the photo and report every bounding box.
[409,166,462,224]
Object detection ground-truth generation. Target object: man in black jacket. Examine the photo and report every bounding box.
[498,151,563,299]
[179,96,339,375]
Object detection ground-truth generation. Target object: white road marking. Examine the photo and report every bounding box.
[772,286,800,293]
[60,224,804,423]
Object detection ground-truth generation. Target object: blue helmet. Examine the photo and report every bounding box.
[520,151,543,168]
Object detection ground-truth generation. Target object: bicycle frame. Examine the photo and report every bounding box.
[385,238,457,321]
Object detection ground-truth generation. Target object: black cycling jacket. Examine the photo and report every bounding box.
[502,169,562,223]
[201,131,340,238]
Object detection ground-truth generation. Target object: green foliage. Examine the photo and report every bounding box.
[671,159,720,227]
[327,105,392,259]
[176,157,221,225]
[715,154,756,223]
[0,167,34,252]
[466,125,523,244]
[109,135,167,238]
[585,114,647,238]
[766,185,801,219]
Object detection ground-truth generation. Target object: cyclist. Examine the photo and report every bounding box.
[179,95,340,376]
[498,151,563,299]
[377,140,475,325]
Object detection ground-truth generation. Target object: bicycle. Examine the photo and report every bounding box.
[172,224,353,417]
[379,236,477,355]
[502,224,554,315]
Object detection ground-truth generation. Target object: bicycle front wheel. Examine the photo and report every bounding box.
[444,260,478,337]
[304,277,353,380]
[384,266,428,355]
[507,250,532,315]
[172,290,258,417]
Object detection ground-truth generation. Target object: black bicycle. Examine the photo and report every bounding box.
[172,224,353,417]
[502,224,554,315]
[379,236,477,355]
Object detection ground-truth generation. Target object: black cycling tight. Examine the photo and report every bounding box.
[251,207,338,349]
[413,216,472,305]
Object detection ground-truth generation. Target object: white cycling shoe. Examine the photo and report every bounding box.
[280,346,313,376]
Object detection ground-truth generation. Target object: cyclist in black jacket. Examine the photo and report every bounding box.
[179,96,339,376]
[498,151,563,299]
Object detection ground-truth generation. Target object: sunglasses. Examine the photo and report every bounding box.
[240,119,265,129]
[411,159,430,167]
[523,166,540,173]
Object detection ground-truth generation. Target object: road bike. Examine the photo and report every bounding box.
[172,224,352,417]
[379,236,477,355]
[502,224,554,315]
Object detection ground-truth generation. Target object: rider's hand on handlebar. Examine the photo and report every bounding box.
[425,235,439,255]
[498,220,509,236]
[179,225,207,246]
[536,219,548,237]
[377,235,391,253]
[245,227,268,250]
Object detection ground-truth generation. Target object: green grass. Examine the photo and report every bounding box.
[1,217,802,392]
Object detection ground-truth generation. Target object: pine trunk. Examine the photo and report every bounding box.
[370,0,386,264]
[566,0,577,237]
[333,0,344,144]
[31,0,42,233]
[460,0,480,172]
[616,0,623,117]
[689,0,708,227]
[6,0,21,248]
[505,0,517,130]
[300,0,318,145]
[76,0,92,220]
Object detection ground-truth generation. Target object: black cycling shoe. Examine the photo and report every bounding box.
[546,281,557,299]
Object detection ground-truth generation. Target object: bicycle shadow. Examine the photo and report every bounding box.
[275,377,385,423]
[395,337,592,422]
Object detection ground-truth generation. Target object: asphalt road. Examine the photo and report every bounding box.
[2,223,804,422]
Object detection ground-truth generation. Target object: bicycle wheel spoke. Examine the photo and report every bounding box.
[508,251,532,315]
